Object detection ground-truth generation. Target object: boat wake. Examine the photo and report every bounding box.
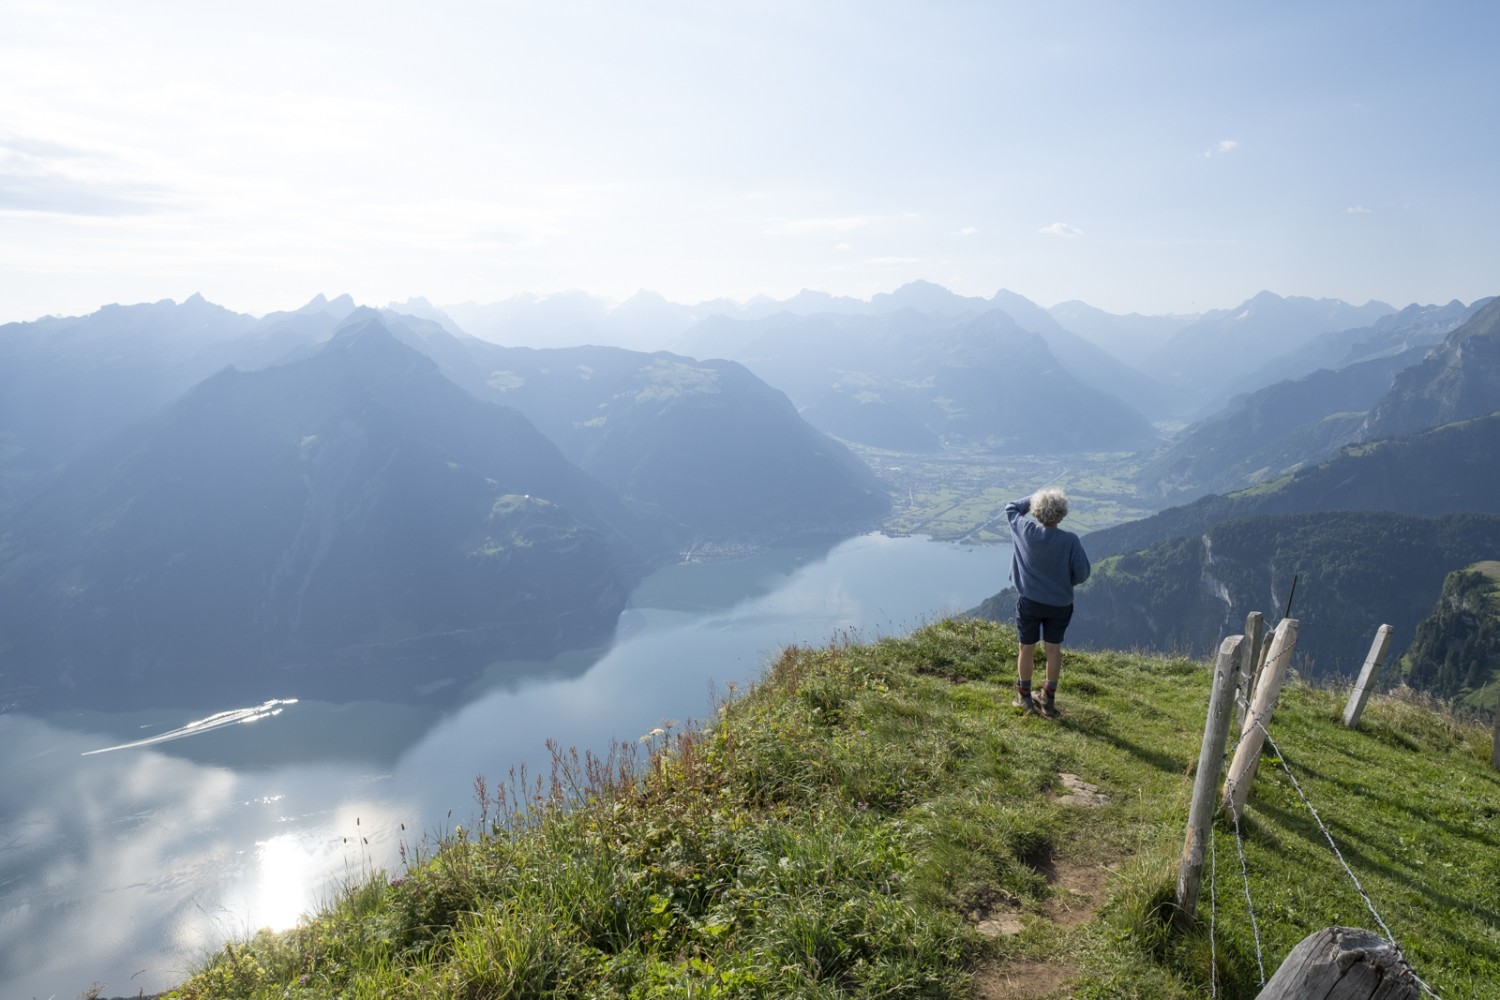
[82,699,299,755]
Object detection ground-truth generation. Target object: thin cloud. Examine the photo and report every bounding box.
[957,226,979,236]
[1346,205,1373,214]
[0,136,179,217]
[1039,222,1082,237]
[1203,139,1241,158]
[765,215,875,236]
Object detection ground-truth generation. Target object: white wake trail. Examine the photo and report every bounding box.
[81,699,299,755]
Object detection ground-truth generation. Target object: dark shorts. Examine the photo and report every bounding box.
[1016,595,1074,645]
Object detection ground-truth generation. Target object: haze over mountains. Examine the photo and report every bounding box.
[3,280,1497,711]
[0,296,890,708]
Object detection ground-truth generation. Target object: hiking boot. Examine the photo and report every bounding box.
[1012,692,1037,713]
[1038,691,1058,718]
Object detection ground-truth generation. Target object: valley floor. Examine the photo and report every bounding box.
[851,445,1156,542]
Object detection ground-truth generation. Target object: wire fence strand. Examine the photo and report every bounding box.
[1249,717,1443,999]
[1204,639,1443,998]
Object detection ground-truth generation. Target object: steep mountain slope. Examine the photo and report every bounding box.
[1359,295,1500,441]
[986,290,1173,420]
[446,340,892,544]
[1046,299,1195,361]
[1146,291,1394,407]
[1135,345,1427,500]
[1,295,889,553]
[1089,412,1500,560]
[214,303,893,547]
[1399,562,1500,712]
[974,510,1500,677]
[675,308,1157,452]
[1229,299,1477,393]
[0,319,651,709]
[0,295,256,508]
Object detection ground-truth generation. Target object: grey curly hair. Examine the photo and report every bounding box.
[1030,488,1070,528]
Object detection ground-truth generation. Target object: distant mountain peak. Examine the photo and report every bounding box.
[297,293,358,319]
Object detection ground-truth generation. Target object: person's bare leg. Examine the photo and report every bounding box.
[1035,642,1064,715]
[1017,643,1036,686]
[1015,642,1038,708]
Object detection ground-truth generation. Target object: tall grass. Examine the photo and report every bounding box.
[164,618,1500,999]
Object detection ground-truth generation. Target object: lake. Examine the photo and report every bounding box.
[0,533,1009,997]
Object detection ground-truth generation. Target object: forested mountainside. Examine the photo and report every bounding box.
[1090,412,1500,560]
[973,510,1500,681]
[1399,562,1500,712]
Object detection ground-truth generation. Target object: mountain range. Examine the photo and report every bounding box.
[0,299,890,708]
[0,321,653,707]
[6,280,1497,709]
[1134,295,1500,502]
[673,306,1159,452]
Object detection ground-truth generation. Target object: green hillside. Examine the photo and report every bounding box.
[974,511,1500,681]
[1086,412,1500,561]
[1401,562,1500,713]
[160,620,1499,1000]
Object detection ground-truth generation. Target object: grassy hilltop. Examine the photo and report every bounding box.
[161,620,1500,1000]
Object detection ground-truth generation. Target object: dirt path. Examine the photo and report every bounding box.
[971,773,1116,999]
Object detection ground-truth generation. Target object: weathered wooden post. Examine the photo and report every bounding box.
[1237,611,1265,732]
[1342,624,1394,729]
[1223,618,1299,820]
[1492,712,1499,772]
[1174,634,1244,923]
[1256,926,1419,999]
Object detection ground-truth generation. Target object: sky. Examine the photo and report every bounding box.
[4,0,1499,322]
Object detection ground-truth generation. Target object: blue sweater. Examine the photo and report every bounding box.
[1005,497,1091,607]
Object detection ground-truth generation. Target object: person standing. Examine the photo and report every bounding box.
[1006,489,1090,717]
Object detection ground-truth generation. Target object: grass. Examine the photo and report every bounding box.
[162,619,1500,999]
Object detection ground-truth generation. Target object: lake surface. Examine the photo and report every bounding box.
[0,533,1009,997]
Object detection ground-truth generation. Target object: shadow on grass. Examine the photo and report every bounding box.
[1251,796,1500,934]
[1062,714,1186,775]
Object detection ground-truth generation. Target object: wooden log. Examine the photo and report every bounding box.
[1255,925,1419,999]
[1343,624,1395,729]
[1237,611,1265,732]
[1174,634,1244,923]
[1223,618,1299,820]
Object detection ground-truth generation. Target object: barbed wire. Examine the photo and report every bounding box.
[1248,717,1444,999]
[1209,808,1220,999]
[1229,803,1267,987]
[1210,645,1444,997]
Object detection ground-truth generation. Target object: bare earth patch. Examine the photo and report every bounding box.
[972,774,1116,997]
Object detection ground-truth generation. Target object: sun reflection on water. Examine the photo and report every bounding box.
[253,833,320,932]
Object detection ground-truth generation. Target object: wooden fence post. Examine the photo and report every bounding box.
[1255,926,1419,999]
[1174,634,1244,923]
[1223,618,1299,821]
[1492,712,1499,772]
[1342,625,1394,729]
[1237,611,1265,732]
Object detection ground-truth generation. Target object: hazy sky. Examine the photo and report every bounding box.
[4,1,1498,321]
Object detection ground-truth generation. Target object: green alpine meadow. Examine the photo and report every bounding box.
[161,618,1500,1000]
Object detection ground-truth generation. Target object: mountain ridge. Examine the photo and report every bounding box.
[0,318,650,709]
